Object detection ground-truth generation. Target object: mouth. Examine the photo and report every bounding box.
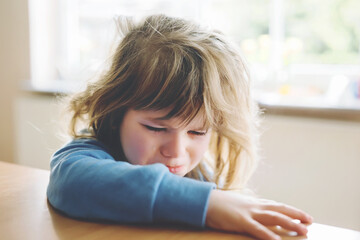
[166,165,184,174]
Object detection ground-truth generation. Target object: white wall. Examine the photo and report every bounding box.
[14,94,67,169]
[0,0,30,163]
[15,94,360,231]
[249,115,360,231]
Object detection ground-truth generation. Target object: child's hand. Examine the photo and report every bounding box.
[206,190,313,240]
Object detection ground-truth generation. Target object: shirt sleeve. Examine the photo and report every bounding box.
[46,138,216,227]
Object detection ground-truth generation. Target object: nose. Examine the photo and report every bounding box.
[160,133,186,158]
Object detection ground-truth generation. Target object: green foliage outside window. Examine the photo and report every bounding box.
[285,0,360,65]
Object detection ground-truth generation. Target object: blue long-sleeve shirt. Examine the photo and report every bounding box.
[47,138,216,227]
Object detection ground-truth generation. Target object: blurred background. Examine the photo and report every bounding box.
[1,0,359,231]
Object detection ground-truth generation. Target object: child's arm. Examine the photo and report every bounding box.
[47,138,215,227]
[206,190,313,240]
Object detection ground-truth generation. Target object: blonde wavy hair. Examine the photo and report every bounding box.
[67,14,259,190]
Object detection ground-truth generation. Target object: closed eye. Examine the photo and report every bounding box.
[188,130,207,136]
[143,125,167,132]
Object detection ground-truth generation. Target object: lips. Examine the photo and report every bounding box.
[166,165,184,174]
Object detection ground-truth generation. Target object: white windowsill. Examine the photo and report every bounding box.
[22,79,360,122]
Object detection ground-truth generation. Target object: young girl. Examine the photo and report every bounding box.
[47,14,313,240]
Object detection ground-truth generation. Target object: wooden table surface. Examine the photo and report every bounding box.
[1,161,359,240]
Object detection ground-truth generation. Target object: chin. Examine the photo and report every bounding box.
[171,170,186,177]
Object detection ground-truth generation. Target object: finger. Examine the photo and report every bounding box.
[244,219,281,240]
[253,210,308,235]
[263,202,313,223]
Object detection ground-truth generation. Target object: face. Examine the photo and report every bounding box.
[119,109,212,176]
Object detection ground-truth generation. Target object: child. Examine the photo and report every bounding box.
[47,14,312,240]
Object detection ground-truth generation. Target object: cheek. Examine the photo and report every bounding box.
[121,128,155,165]
[189,136,211,164]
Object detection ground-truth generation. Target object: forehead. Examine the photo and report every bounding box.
[131,108,208,129]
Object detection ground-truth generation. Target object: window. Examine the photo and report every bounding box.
[29,0,360,109]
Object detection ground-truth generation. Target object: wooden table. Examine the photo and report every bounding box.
[1,161,359,240]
